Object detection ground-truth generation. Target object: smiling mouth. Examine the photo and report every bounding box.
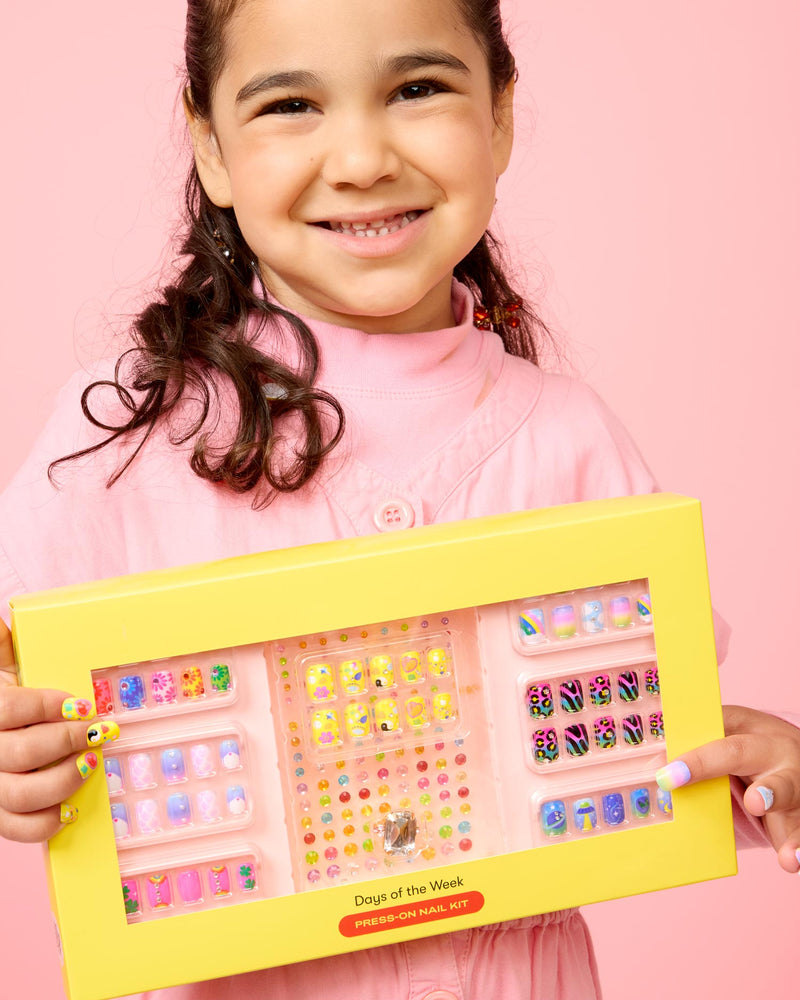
[315,210,424,238]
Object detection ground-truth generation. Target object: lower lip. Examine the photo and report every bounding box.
[311,212,429,259]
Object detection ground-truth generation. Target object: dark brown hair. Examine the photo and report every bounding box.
[52,0,549,504]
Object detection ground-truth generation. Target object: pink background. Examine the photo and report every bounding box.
[2,1,797,994]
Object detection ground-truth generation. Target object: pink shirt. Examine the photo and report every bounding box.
[0,283,766,999]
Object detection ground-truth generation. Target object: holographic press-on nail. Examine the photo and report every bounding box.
[400,651,423,683]
[136,798,163,835]
[208,864,231,897]
[181,667,205,699]
[146,874,172,910]
[657,787,673,814]
[344,701,371,738]
[602,792,625,826]
[582,600,604,633]
[76,751,98,780]
[374,698,400,732]
[645,667,660,695]
[403,696,428,730]
[630,787,651,818]
[92,679,114,716]
[519,607,546,645]
[196,789,222,823]
[552,604,577,639]
[610,596,632,628]
[649,711,665,739]
[177,869,203,905]
[636,593,653,623]
[593,716,617,749]
[305,663,335,702]
[167,793,192,827]
[151,670,177,705]
[525,682,554,719]
[339,659,366,695]
[226,785,248,816]
[618,670,640,703]
[427,647,449,676]
[110,802,130,839]
[532,727,559,764]
[161,747,187,783]
[622,713,644,746]
[122,879,140,917]
[656,760,690,791]
[573,797,597,831]
[210,663,232,692]
[369,655,395,689]
[312,708,342,746]
[119,675,146,710]
[62,698,96,721]
[104,757,124,794]
[128,752,156,790]
[220,739,241,770]
[541,800,567,836]
[237,862,257,891]
[190,743,215,778]
[432,692,456,722]
[589,674,612,707]
[564,723,590,757]
[559,679,584,713]
[87,721,120,747]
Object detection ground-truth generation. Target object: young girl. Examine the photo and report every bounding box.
[1,1,798,997]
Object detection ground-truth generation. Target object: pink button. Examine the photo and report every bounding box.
[373,499,415,531]
[421,992,459,1000]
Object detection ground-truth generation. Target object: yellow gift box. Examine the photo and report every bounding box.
[10,493,735,1000]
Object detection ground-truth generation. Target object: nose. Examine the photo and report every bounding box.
[320,111,402,189]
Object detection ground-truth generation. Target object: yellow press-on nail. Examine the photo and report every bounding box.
[60,803,79,825]
[86,721,120,747]
[62,698,96,721]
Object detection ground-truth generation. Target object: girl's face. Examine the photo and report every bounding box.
[190,0,514,334]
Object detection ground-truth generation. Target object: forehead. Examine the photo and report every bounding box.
[218,0,481,84]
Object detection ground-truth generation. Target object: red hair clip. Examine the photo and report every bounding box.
[473,299,522,331]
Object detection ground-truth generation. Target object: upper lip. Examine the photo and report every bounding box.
[310,207,427,226]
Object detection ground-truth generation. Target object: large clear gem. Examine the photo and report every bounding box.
[383,810,417,857]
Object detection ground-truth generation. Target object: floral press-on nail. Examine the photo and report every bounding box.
[552,604,576,639]
[151,670,176,705]
[541,800,567,836]
[656,760,691,791]
[87,721,120,747]
[62,698,96,721]
[128,752,156,790]
[119,675,146,710]
[76,751,98,779]
[104,756,124,793]
[167,792,192,827]
[756,786,774,811]
[305,662,335,702]
[60,803,79,825]
[210,663,232,692]
[161,747,187,783]
[92,679,114,716]
[519,607,546,644]
[181,666,205,699]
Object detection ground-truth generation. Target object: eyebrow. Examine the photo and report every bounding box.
[234,49,471,106]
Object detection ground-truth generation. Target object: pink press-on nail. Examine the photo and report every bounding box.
[177,869,203,905]
[136,798,163,835]
[656,760,691,791]
[191,743,216,777]
[146,874,172,909]
[196,789,222,823]
[151,670,177,705]
[122,879,141,918]
[129,753,156,790]
[208,864,231,897]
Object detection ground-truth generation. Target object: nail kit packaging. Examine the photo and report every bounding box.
[10,493,736,1000]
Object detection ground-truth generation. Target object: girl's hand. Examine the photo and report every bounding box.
[0,619,118,842]
[656,704,800,873]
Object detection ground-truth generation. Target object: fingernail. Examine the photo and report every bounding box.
[60,803,79,825]
[76,751,99,779]
[62,698,96,721]
[656,760,691,791]
[86,721,120,747]
[756,785,774,811]
[795,848,800,871]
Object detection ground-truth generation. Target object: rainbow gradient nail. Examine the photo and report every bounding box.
[656,760,691,791]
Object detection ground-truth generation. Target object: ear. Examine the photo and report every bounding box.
[492,77,515,177]
[183,88,234,209]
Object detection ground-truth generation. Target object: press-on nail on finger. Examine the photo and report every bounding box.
[656,761,691,791]
[62,698,96,721]
[60,803,78,825]
[755,785,774,811]
[86,721,120,747]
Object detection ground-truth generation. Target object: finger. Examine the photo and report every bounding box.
[0,801,78,843]
[742,768,800,818]
[0,618,14,671]
[0,716,119,773]
[0,752,94,815]
[0,683,87,730]
[655,732,775,790]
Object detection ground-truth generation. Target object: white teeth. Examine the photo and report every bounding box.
[330,211,421,237]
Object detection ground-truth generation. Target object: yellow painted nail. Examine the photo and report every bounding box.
[60,803,79,825]
[61,698,96,721]
[76,751,99,780]
[86,721,120,747]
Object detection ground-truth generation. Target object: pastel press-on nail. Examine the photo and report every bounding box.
[119,675,146,710]
[151,670,177,705]
[237,862,257,891]
[110,803,130,839]
[339,659,366,695]
[582,599,604,633]
[305,663,335,702]
[181,666,205,699]
[618,670,640,703]
[631,787,651,818]
[573,797,598,831]
[128,752,156,790]
[177,869,203,905]
[167,793,192,827]
[541,800,567,836]
[191,743,216,777]
[196,789,222,823]
[602,792,625,826]
[552,604,576,639]
[161,747,187,783]
[104,757,124,794]
[532,728,559,764]
[227,785,248,816]
[136,798,163,835]
[610,596,632,628]
[92,679,114,716]
[589,674,612,707]
[146,874,172,909]
[122,879,141,918]
[519,607,545,645]
[208,864,231,897]
[220,739,241,770]
[657,788,673,814]
[210,663,232,692]
[526,683,554,719]
[559,679,584,713]
[369,655,395,689]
